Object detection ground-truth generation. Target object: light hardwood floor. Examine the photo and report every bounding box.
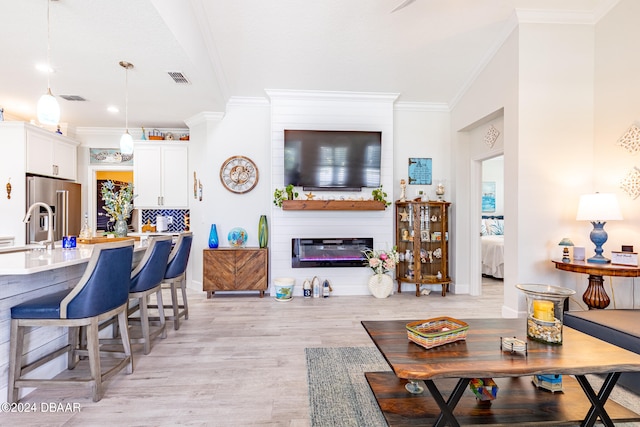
[3,278,636,426]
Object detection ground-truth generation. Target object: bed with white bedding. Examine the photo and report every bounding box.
[481,216,504,279]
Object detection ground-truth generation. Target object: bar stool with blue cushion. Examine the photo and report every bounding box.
[150,232,193,330]
[7,240,135,403]
[126,235,172,354]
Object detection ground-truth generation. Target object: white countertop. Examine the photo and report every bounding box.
[0,241,148,275]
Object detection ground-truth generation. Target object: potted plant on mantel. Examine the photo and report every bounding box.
[273,184,299,207]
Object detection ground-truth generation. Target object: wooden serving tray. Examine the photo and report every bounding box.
[77,236,139,244]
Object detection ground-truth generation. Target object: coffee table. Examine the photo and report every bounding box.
[362,318,640,426]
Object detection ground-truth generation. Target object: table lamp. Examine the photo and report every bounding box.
[558,238,574,263]
[576,193,623,264]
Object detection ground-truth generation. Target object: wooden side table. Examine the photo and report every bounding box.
[552,259,640,309]
[203,247,268,298]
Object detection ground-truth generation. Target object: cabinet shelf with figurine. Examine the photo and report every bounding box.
[395,200,451,297]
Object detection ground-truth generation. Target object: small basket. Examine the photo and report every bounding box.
[406,317,469,349]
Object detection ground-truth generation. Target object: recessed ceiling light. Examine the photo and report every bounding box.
[35,63,54,73]
[107,106,119,113]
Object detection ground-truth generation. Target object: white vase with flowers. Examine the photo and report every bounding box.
[363,247,399,298]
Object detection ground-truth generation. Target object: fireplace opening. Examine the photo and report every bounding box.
[292,238,373,268]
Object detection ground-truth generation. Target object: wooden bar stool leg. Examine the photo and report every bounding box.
[7,319,24,404]
[86,319,103,402]
[180,276,189,320]
[139,296,151,355]
[117,309,133,374]
[170,282,180,330]
[68,326,80,369]
[156,289,167,339]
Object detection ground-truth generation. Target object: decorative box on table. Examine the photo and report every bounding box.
[611,251,638,266]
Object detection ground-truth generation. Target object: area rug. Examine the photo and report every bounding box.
[306,346,640,427]
[306,346,389,427]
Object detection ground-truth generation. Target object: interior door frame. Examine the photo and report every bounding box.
[87,165,133,234]
[470,151,504,296]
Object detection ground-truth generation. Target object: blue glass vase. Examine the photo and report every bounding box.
[258,215,268,248]
[208,224,219,249]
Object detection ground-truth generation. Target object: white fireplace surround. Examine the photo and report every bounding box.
[267,90,397,296]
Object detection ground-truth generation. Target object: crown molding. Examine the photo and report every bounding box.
[394,102,449,112]
[227,96,270,108]
[265,89,400,104]
[516,0,621,25]
[184,112,225,128]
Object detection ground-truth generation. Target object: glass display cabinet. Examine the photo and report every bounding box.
[395,200,451,296]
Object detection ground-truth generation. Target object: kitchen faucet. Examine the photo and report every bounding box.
[24,202,55,250]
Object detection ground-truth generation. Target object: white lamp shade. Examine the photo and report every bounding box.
[576,193,623,221]
[37,91,60,125]
[120,131,134,155]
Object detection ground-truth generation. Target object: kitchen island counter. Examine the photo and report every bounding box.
[0,240,148,275]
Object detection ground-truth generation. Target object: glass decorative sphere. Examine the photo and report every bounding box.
[227,227,248,247]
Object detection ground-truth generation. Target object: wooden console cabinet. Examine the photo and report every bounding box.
[203,248,268,298]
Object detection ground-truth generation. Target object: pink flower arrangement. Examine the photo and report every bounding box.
[363,247,399,275]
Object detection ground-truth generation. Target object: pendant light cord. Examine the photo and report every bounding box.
[46,0,52,92]
[119,61,134,134]
[124,65,129,132]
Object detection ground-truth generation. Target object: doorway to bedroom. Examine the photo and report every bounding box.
[481,155,504,289]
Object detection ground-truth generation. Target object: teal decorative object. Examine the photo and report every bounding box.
[227,227,248,247]
[208,224,219,249]
[258,215,268,248]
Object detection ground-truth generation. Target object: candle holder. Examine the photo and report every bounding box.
[516,284,575,345]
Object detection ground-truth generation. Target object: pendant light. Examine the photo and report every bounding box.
[119,61,134,155]
[37,0,60,125]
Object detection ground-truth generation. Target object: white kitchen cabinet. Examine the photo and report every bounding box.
[133,142,188,208]
[25,127,78,180]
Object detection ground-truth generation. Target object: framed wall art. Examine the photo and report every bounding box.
[482,181,496,212]
[408,158,432,185]
[90,148,133,165]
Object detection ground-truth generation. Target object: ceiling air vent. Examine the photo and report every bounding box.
[59,95,86,101]
[167,71,191,84]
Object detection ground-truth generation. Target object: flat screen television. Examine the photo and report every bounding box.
[284,130,382,191]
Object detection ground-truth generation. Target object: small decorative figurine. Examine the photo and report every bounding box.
[6,178,11,199]
[500,336,528,355]
[469,378,499,401]
[436,182,445,201]
[400,179,407,202]
[305,191,315,200]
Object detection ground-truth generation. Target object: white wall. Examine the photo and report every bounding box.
[516,22,596,310]
[588,0,640,307]
[452,28,518,304]
[453,20,597,316]
[186,102,272,292]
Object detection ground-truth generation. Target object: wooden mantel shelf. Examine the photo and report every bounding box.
[282,200,387,211]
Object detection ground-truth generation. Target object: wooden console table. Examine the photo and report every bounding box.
[203,248,268,298]
[552,259,640,309]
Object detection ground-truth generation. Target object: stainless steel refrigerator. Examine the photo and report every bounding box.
[26,175,81,243]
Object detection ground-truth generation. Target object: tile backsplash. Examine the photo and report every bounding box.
[140,209,190,233]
